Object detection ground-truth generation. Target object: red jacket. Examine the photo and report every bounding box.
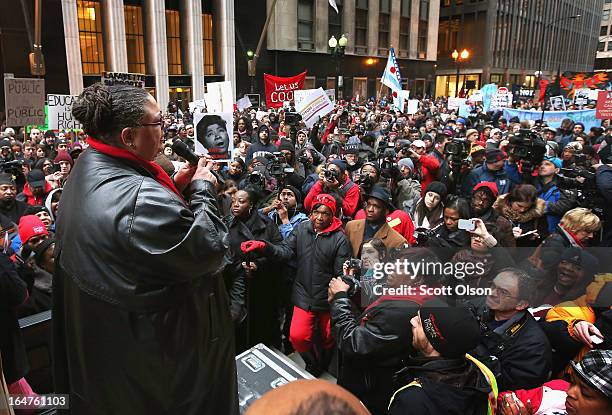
[21,181,53,206]
[418,154,440,196]
[304,179,361,218]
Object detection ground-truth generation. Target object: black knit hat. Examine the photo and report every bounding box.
[425,181,447,201]
[0,173,15,186]
[419,305,480,358]
[278,140,295,153]
[280,184,302,206]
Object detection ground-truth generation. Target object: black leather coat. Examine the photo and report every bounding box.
[53,148,238,414]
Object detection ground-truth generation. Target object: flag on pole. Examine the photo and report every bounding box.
[329,0,339,13]
[381,47,402,91]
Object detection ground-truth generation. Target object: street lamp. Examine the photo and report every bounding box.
[329,34,348,100]
[247,50,256,94]
[451,48,470,97]
[536,14,581,117]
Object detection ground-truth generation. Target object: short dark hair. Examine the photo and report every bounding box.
[196,115,227,145]
[509,184,537,205]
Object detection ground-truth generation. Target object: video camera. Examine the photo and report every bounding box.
[284,112,302,127]
[508,129,546,174]
[0,160,24,173]
[444,138,470,170]
[246,170,266,188]
[557,167,605,218]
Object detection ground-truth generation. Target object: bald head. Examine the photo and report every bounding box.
[246,380,371,415]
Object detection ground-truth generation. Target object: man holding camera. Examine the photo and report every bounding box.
[304,160,360,218]
[401,139,440,197]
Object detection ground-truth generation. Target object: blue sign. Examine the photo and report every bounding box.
[502,108,602,131]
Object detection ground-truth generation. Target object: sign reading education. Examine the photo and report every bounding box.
[48,94,82,130]
[4,77,45,126]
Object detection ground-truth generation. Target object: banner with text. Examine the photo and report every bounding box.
[48,94,82,130]
[502,108,601,131]
[264,71,307,108]
[296,87,334,128]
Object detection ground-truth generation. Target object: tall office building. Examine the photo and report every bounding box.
[595,0,612,71]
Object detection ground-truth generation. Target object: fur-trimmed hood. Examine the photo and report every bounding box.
[493,194,545,224]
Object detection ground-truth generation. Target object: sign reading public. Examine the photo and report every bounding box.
[263,71,307,108]
[4,77,45,126]
[48,94,82,130]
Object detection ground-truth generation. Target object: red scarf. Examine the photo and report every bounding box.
[87,138,184,202]
[559,224,585,247]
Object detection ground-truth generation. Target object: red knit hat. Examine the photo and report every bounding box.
[312,193,337,217]
[18,215,48,244]
[54,150,74,167]
[473,181,499,198]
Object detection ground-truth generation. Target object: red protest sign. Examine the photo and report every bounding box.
[596,90,612,119]
[263,71,307,108]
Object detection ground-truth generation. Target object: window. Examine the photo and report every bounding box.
[353,77,368,101]
[355,0,368,53]
[399,0,410,54]
[378,0,390,51]
[202,13,215,74]
[165,10,182,74]
[124,5,145,73]
[598,42,606,52]
[602,25,609,36]
[298,0,314,51]
[607,42,612,51]
[304,76,316,89]
[604,9,610,21]
[417,0,429,59]
[77,1,105,74]
[490,74,502,84]
[328,0,343,39]
[442,0,451,6]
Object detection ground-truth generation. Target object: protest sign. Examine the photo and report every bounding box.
[503,108,600,131]
[206,81,234,113]
[574,89,590,107]
[325,89,335,102]
[468,90,483,102]
[447,97,466,111]
[101,72,145,88]
[194,112,234,161]
[264,71,307,108]
[406,99,419,115]
[458,103,474,118]
[489,91,513,110]
[48,94,81,130]
[246,94,261,108]
[236,96,252,111]
[293,89,316,108]
[255,110,267,121]
[295,88,334,128]
[4,78,45,126]
[189,99,207,113]
[596,90,612,120]
[480,83,498,112]
[549,95,566,111]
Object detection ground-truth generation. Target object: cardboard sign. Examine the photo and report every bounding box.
[4,78,45,126]
[48,94,82,130]
[193,112,234,161]
[406,99,419,115]
[489,92,513,110]
[295,87,334,128]
[574,89,590,106]
[324,89,335,102]
[236,96,252,111]
[468,90,483,102]
[188,99,207,113]
[596,90,612,119]
[101,72,145,88]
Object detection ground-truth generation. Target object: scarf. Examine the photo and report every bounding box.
[87,138,184,202]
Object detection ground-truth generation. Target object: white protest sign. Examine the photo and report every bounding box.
[189,99,207,113]
[48,94,81,130]
[4,78,45,126]
[236,96,252,111]
[206,81,234,113]
[255,110,267,121]
[447,97,467,111]
[296,87,334,128]
[549,95,566,111]
[468,90,483,102]
[294,89,317,108]
[489,92,513,110]
[574,89,590,106]
[406,99,419,114]
[101,72,145,88]
[588,89,601,101]
[325,89,335,102]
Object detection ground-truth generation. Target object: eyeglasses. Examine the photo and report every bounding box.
[489,282,520,300]
[138,112,163,129]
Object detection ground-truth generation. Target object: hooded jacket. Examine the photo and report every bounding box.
[285,218,352,311]
[44,187,62,222]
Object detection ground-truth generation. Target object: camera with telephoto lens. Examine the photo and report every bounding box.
[0,160,24,173]
[265,152,294,177]
[557,167,605,218]
[284,112,302,127]
[358,174,375,193]
[324,168,340,182]
[444,138,470,170]
[247,170,265,188]
[508,129,546,174]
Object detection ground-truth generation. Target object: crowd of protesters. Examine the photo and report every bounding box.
[1,84,612,415]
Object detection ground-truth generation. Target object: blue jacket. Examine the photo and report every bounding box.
[536,179,561,234]
[267,210,309,239]
[462,162,519,197]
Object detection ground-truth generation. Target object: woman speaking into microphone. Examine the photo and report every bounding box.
[53,83,238,414]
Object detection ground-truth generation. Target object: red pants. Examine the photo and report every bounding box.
[289,306,334,353]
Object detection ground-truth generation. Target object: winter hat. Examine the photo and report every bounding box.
[312,193,337,217]
[364,185,395,211]
[542,156,562,169]
[278,140,295,153]
[411,139,426,149]
[490,128,502,137]
[560,247,600,277]
[485,148,506,163]
[570,349,612,399]
[54,151,74,167]
[26,169,46,188]
[565,141,583,153]
[456,118,466,125]
[280,184,302,206]
[418,305,481,358]
[344,136,361,154]
[24,205,48,216]
[329,159,348,174]
[470,144,485,156]
[0,139,11,149]
[398,158,414,172]
[466,129,479,139]
[18,215,48,245]
[425,181,448,201]
[259,124,270,135]
[473,181,499,198]
[0,173,15,186]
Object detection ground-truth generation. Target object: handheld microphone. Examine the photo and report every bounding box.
[171,140,225,185]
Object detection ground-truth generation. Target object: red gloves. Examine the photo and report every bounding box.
[240,240,267,254]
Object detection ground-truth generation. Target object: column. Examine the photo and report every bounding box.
[343,0,355,54]
[219,0,236,98]
[390,0,400,51]
[144,0,169,110]
[61,0,83,95]
[426,0,440,61]
[367,0,379,56]
[101,0,128,72]
[315,0,329,53]
[181,0,205,100]
[268,0,298,51]
[409,0,419,59]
